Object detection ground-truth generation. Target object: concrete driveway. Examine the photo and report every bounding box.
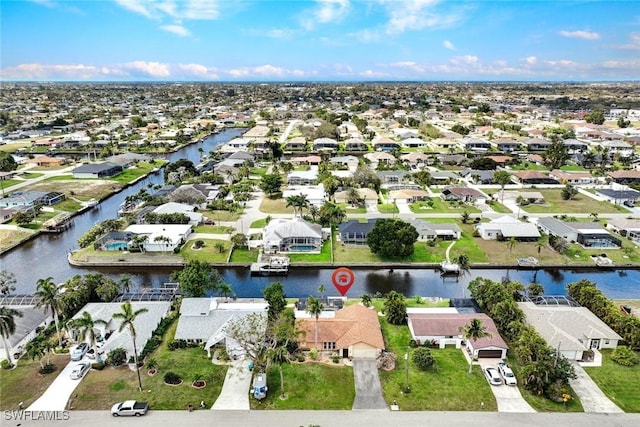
[479,361,535,413]
[27,349,87,410]
[212,359,252,410]
[570,363,623,413]
[352,359,388,410]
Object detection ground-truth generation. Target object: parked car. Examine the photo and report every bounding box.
[86,348,104,360]
[111,400,149,417]
[70,362,91,380]
[71,343,89,361]
[497,362,517,386]
[483,366,502,386]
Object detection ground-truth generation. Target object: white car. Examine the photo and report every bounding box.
[70,362,90,380]
[498,362,517,386]
[483,366,502,386]
[71,343,89,361]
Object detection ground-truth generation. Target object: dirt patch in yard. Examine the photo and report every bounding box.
[28,179,122,199]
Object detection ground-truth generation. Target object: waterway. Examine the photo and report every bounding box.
[2,128,639,299]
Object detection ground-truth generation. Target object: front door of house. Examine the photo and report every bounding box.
[590,339,600,349]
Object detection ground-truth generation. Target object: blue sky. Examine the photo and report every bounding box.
[1,0,639,81]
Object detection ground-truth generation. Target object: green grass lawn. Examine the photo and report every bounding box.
[410,197,481,214]
[560,164,587,171]
[522,189,624,214]
[229,247,260,263]
[584,349,640,412]
[342,204,367,214]
[193,225,231,234]
[202,210,241,222]
[0,179,21,189]
[20,172,45,179]
[181,239,231,262]
[0,354,70,410]
[510,162,548,171]
[250,218,268,228]
[251,363,355,410]
[376,310,497,411]
[259,197,295,214]
[486,201,513,214]
[288,239,332,263]
[377,203,399,214]
[108,162,157,184]
[72,321,228,410]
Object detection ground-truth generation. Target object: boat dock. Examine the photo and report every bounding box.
[250,255,290,276]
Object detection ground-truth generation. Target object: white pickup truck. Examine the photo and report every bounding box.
[110,400,149,417]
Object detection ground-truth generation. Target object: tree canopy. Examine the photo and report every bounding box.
[263,281,287,321]
[0,151,18,172]
[383,291,407,325]
[171,260,223,297]
[367,219,418,258]
[259,174,283,197]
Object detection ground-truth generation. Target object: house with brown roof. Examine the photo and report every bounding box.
[25,155,67,167]
[513,170,559,185]
[549,170,597,185]
[407,311,508,359]
[608,169,640,184]
[297,304,384,359]
[441,186,488,203]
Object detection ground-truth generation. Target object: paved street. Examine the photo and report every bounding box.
[4,410,639,427]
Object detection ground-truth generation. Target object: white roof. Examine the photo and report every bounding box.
[125,224,192,244]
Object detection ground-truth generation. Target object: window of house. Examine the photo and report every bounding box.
[323,342,336,350]
[605,340,610,345]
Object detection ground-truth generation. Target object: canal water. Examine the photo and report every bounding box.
[2,127,639,299]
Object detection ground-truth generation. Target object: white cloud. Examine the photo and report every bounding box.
[349,29,382,43]
[28,0,56,8]
[615,32,640,50]
[115,0,157,20]
[302,0,350,30]
[443,40,455,50]
[559,30,600,40]
[161,24,191,37]
[360,69,389,78]
[390,61,425,73]
[226,65,308,79]
[178,63,218,79]
[123,61,171,78]
[0,63,102,80]
[524,56,537,65]
[382,0,464,34]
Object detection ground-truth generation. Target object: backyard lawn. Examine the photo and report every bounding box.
[410,197,481,214]
[229,247,260,263]
[182,239,231,262]
[108,162,162,184]
[258,197,295,214]
[584,349,640,412]
[522,189,625,214]
[251,362,355,410]
[71,322,228,410]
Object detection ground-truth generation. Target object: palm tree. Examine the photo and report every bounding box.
[218,283,235,302]
[317,284,326,301]
[267,345,290,399]
[459,318,492,374]
[68,311,106,361]
[118,274,133,294]
[112,301,148,391]
[306,296,324,350]
[25,339,45,369]
[34,277,63,348]
[0,307,23,367]
[456,254,470,277]
[507,237,517,255]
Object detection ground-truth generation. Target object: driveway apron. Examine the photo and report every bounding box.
[27,357,85,410]
[352,359,388,410]
[570,363,623,413]
[479,361,535,413]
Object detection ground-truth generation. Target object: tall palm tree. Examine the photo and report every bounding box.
[68,311,106,361]
[317,284,326,301]
[459,318,492,374]
[112,301,148,391]
[0,307,23,367]
[34,277,63,347]
[118,274,133,294]
[218,283,235,302]
[306,296,324,350]
[507,237,517,255]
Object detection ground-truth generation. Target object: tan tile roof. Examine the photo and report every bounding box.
[297,304,385,350]
[408,313,508,349]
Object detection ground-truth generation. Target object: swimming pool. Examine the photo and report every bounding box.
[289,245,318,252]
[105,242,128,251]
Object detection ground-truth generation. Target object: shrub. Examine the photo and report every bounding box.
[91,362,105,370]
[611,346,639,366]
[164,371,182,385]
[296,353,305,362]
[1,359,13,369]
[167,339,188,351]
[545,382,571,403]
[107,348,127,367]
[194,240,205,249]
[332,355,340,364]
[309,348,318,360]
[409,339,418,348]
[412,347,437,371]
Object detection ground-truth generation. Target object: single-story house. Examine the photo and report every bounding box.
[401,152,432,169]
[152,202,203,225]
[287,170,318,185]
[459,169,495,185]
[329,155,359,168]
[283,185,327,207]
[67,301,171,362]
[550,170,597,185]
[25,156,67,167]
[174,298,268,358]
[513,171,559,185]
[334,188,378,206]
[313,137,339,152]
[389,189,430,203]
[431,171,460,185]
[364,151,396,167]
[168,184,219,209]
[518,300,622,360]
[536,217,621,248]
[522,138,552,151]
[284,137,307,151]
[595,188,640,205]
[124,224,193,252]
[106,153,153,168]
[263,217,324,253]
[0,191,65,208]
[291,155,322,166]
[493,139,521,152]
[406,219,461,241]
[407,311,508,358]
[377,170,411,184]
[338,219,377,245]
[441,186,488,203]
[462,138,491,151]
[297,304,385,359]
[608,170,640,185]
[72,162,123,179]
[371,137,401,151]
[0,303,53,362]
[605,218,640,244]
[476,216,541,242]
[344,138,368,151]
